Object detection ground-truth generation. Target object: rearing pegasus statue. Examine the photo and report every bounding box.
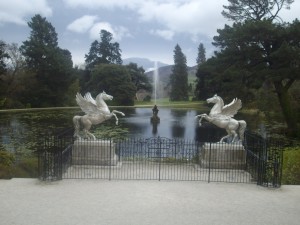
[195,94,247,143]
[73,91,125,140]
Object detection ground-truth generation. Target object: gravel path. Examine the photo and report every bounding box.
[0,178,299,225]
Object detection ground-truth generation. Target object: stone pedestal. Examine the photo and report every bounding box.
[200,143,246,169]
[72,140,117,166]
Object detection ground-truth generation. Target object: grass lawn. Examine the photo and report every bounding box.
[134,98,208,110]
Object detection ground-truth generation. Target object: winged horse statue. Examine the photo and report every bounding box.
[195,94,247,143]
[73,91,125,140]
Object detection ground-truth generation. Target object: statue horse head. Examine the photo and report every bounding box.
[206,94,224,115]
[94,91,113,112]
[96,91,113,102]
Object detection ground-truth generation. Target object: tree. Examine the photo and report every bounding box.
[222,0,294,22]
[20,14,74,107]
[196,43,206,66]
[169,44,189,101]
[195,0,299,137]
[208,19,300,137]
[125,63,152,92]
[0,40,10,107]
[0,43,28,108]
[85,30,122,70]
[195,43,207,99]
[0,41,9,75]
[87,64,136,105]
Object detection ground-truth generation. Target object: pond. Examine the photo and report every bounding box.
[0,107,261,158]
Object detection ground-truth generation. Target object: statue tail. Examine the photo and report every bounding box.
[73,116,81,138]
[238,120,247,142]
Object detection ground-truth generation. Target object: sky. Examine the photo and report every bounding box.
[1,0,300,67]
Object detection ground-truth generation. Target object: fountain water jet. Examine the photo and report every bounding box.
[151,61,160,123]
[153,61,158,105]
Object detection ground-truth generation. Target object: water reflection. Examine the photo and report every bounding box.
[0,107,261,156]
[122,108,199,139]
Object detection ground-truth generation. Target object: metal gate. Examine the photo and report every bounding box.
[38,131,283,187]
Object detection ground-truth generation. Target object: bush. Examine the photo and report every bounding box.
[143,95,151,102]
[13,157,39,178]
[282,147,300,185]
[0,151,15,179]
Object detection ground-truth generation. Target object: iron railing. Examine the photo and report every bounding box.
[38,130,283,187]
[244,131,283,187]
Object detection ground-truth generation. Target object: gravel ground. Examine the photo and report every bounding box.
[0,178,299,225]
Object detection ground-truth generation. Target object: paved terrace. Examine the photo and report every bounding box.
[0,178,299,225]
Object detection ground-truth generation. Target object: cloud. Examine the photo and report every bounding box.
[89,22,114,39]
[138,0,227,39]
[67,15,98,33]
[63,0,139,10]
[150,29,174,40]
[89,22,131,41]
[62,0,300,44]
[278,0,300,22]
[63,0,227,41]
[0,0,52,25]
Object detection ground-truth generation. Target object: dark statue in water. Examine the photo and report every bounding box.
[151,105,160,123]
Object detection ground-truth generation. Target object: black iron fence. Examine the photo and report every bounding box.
[38,130,283,187]
[244,132,283,187]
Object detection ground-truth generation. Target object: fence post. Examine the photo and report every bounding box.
[208,142,211,183]
[158,137,161,181]
[109,138,112,181]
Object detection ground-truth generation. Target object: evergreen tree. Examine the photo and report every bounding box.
[20,14,74,107]
[85,30,122,70]
[169,44,189,101]
[195,0,299,137]
[20,15,73,107]
[196,43,206,66]
[195,43,207,99]
[195,19,300,137]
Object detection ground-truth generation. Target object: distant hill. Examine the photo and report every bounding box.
[144,65,198,98]
[123,57,169,71]
[145,65,197,83]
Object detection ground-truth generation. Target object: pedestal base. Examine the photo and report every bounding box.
[200,143,246,169]
[72,140,117,166]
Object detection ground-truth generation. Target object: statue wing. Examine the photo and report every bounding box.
[75,92,99,115]
[221,98,242,117]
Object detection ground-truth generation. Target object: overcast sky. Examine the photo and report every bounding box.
[1,0,300,67]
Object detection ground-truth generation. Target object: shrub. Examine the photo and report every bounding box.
[282,147,300,185]
[0,151,15,179]
[13,157,39,178]
[143,95,151,102]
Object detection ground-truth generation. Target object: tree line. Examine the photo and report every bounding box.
[0,13,202,108]
[0,15,153,108]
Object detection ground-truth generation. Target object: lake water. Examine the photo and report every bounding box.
[0,107,260,157]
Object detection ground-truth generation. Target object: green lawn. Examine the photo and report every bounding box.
[134,98,208,110]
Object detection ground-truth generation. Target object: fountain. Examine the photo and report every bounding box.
[151,61,160,123]
[153,61,158,105]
